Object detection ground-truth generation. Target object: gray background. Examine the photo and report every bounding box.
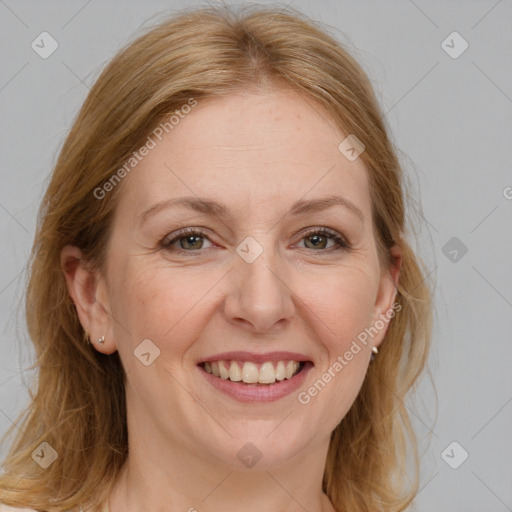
[1,0,511,510]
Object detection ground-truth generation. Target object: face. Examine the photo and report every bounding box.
[70,87,399,470]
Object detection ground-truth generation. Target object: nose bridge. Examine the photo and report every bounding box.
[224,241,295,332]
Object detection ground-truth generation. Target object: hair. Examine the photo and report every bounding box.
[0,4,433,511]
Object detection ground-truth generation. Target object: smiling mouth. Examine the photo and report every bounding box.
[199,360,308,385]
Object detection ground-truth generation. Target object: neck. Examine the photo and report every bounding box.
[110,462,335,512]
[109,418,335,512]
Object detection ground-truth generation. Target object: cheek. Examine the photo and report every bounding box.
[294,269,378,429]
[298,265,378,347]
[109,261,224,364]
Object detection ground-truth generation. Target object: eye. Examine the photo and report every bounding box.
[161,228,213,252]
[297,227,351,251]
[160,226,351,255]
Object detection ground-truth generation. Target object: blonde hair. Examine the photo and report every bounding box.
[0,5,432,511]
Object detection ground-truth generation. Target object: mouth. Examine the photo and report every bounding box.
[199,359,307,385]
[196,352,314,402]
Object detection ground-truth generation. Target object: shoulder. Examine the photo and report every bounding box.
[0,505,38,512]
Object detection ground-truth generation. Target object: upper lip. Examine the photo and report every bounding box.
[197,351,313,365]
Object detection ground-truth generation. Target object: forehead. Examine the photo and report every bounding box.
[116,88,371,219]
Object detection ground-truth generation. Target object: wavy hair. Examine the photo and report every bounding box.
[0,5,432,511]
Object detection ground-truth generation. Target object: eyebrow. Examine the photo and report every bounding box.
[139,194,364,225]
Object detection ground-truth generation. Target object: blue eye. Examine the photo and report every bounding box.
[161,227,351,253]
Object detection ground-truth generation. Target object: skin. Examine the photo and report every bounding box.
[62,87,401,512]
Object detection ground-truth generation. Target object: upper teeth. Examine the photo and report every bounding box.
[203,360,301,384]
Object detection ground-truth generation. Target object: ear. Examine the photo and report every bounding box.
[371,244,402,350]
[60,245,116,354]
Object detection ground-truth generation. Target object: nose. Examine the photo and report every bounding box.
[223,250,296,334]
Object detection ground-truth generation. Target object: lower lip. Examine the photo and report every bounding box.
[199,363,313,403]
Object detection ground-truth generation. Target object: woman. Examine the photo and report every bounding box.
[0,4,432,511]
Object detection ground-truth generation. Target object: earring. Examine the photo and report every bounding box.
[96,335,105,344]
[370,346,379,362]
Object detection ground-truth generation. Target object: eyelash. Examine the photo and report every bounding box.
[160,227,351,254]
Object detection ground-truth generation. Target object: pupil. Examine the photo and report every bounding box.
[183,235,202,249]
[307,235,326,249]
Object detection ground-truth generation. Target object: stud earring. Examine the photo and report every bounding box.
[96,335,105,344]
[370,346,379,362]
